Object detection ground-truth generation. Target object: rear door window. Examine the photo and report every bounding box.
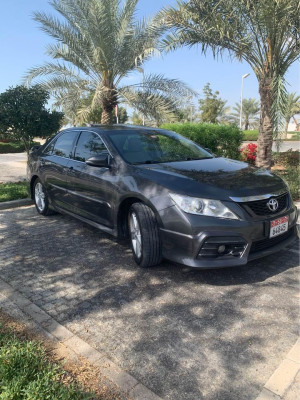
[74,131,108,162]
[52,131,78,158]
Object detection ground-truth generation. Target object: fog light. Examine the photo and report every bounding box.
[217,245,226,254]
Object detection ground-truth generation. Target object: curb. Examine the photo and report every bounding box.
[0,277,162,400]
[0,198,33,210]
[255,339,300,400]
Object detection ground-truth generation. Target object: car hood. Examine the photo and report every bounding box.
[136,157,287,200]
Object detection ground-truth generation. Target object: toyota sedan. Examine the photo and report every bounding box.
[27,125,298,268]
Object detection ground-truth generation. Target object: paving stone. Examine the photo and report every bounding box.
[255,388,280,400]
[0,206,299,400]
[264,359,300,396]
[129,384,163,400]
[9,291,32,309]
[41,318,74,342]
[286,338,300,364]
[23,303,52,323]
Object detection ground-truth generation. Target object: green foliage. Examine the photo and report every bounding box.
[242,130,259,141]
[0,182,29,202]
[0,142,25,153]
[162,0,300,168]
[284,93,300,133]
[275,167,300,201]
[160,123,243,159]
[230,98,260,130]
[0,141,40,154]
[131,111,144,126]
[0,327,92,399]
[198,83,228,124]
[273,150,300,168]
[26,0,194,124]
[0,85,64,153]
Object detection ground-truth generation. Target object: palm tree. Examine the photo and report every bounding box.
[162,0,300,168]
[26,0,194,125]
[283,93,300,137]
[231,98,260,130]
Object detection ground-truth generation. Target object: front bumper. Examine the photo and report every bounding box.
[159,203,299,268]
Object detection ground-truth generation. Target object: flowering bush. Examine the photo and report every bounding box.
[240,143,257,165]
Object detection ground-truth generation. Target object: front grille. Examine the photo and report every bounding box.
[198,237,247,259]
[242,193,289,216]
[250,229,294,254]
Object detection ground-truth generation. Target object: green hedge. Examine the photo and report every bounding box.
[0,141,40,153]
[160,123,243,159]
[242,130,259,141]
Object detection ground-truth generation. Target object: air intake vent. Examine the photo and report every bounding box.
[198,237,247,259]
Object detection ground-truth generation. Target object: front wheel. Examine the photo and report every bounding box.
[34,179,54,216]
[128,203,162,268]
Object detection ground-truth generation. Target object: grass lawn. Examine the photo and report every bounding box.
[0,181,29,202]
[0,311,128,400]
[0,319,93,399]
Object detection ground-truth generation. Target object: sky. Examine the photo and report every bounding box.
[0,0,299,112]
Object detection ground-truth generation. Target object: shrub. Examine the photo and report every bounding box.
[275,166,300,201]
[0,141,40,153]
[242,130,258,141]
[160,123,243,159]
[273,149,300,168]
[240,143,257,165]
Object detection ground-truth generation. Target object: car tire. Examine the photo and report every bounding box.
[128,203,162,268]
[33,179,54,216]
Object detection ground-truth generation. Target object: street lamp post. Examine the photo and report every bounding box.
[240,73,250,129]
[137,66,145,126]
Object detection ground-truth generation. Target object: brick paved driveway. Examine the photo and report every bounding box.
[0,206,299,400]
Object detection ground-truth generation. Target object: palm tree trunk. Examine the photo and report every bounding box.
[283,120,289,139]
[101,108,112,124]
[101,86,117,125]
[256,79,273,169]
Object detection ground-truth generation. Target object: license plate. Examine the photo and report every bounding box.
[270,216,289,238]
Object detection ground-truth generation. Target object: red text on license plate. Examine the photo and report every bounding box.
[270,216,289,238]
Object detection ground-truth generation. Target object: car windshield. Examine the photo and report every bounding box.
[108,130,213,164]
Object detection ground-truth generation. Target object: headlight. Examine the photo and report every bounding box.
[169,193,238,220]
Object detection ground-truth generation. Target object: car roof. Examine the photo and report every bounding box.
[62,124,169,135]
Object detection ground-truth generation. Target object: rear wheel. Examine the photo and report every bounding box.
[34,179,54,216]
[128,203,162,268]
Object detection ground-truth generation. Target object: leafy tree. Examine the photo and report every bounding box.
[131,111,144,126]
[230,98,260,130]
[26,0,194,125]
[0,85,64,153]
[198,83,228,124]
[162,0,300,168]
[283,93,300,137]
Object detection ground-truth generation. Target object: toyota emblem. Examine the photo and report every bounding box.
[267,198,279,212]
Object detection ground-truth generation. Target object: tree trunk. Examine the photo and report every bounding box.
[256,79,273,169]
[245,119,249,130]
[101,108,112,125]
[283,119,289,139]
[100,86,117,125]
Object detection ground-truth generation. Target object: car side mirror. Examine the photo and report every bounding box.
[31,145,41,152]
[85,154,110,168]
